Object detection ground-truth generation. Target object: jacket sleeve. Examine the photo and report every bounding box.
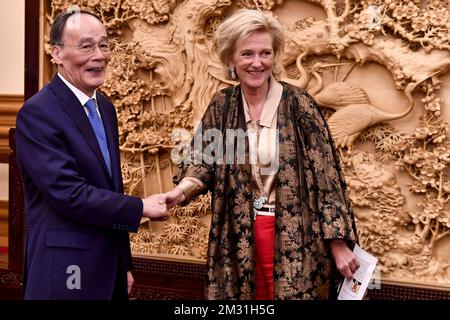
[295,90,358,245]
[173,89,228,203]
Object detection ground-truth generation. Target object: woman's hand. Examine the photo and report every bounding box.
[127,271,134,295]
[330,239,359,280]
[164,187,186,209]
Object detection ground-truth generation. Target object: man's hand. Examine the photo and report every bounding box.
[330,239,359,280]
[142,194,170,221]
[127,271,134,296]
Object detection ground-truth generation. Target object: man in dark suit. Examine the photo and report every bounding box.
[15,9,169,299]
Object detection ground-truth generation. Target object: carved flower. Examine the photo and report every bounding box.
[432,135,445,144]
[403,154,417,165]
[420,175,436,187]
[425,98,441,112]
[361,32,375,46]
[433,162,446,171]
[433,146,450,158]
[404,3,420,19]
[430,14,448,27]
[411,17,429,32]
[130,103,141,114]
[414,127,430,140]
[423,199,444,218]
[392,7,404,20]
[393,3,420,20]
[420,164,436,178]
[429,0,445,8]
[411,181,427,193]
[415,158,426,168]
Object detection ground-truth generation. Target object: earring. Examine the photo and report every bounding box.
[230,66,236,80]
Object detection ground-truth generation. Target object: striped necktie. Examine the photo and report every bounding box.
[85,98,111,175]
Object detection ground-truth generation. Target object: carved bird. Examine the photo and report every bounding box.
[308,62,370,110]
[327,81,417,149]
[306,62,431,150]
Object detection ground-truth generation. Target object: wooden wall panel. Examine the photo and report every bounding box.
[0,94,22,163]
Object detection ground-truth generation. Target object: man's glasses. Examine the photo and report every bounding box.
[57,41,111,55]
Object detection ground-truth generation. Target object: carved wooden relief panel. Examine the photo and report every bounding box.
[43,0,450,290]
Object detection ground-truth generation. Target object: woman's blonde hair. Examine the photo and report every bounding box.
[215,9,285,77]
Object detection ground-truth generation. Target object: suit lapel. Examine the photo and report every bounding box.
[49,76,114,185]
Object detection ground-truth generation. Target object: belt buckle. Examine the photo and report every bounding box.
[253,195,267,220]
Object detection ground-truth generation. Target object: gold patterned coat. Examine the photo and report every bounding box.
[174,82,358,300]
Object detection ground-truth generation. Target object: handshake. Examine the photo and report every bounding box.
[141,187,186,221]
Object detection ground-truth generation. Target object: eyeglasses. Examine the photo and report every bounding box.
[56,41,111,55]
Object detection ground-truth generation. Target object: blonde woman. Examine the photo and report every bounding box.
[164,9,359,300]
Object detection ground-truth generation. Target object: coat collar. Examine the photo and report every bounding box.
[241,76,282,128]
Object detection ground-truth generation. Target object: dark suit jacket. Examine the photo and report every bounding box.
[15,75,143,299]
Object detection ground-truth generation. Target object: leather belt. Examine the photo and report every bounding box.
[253,196,274,219]
[255,207,275,216]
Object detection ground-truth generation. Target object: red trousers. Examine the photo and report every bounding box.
[254,215,275,300]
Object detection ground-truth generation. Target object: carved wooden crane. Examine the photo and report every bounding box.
[327,82,416,150]
[308,62,370,110]
[307,62,422,150]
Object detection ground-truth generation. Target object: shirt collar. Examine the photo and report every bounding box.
[58,73,97,106]
[242,75,283,127]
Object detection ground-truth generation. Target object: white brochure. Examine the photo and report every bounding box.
[337,244,378,300]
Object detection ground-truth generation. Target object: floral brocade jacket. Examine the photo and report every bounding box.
[174,82,358,300]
